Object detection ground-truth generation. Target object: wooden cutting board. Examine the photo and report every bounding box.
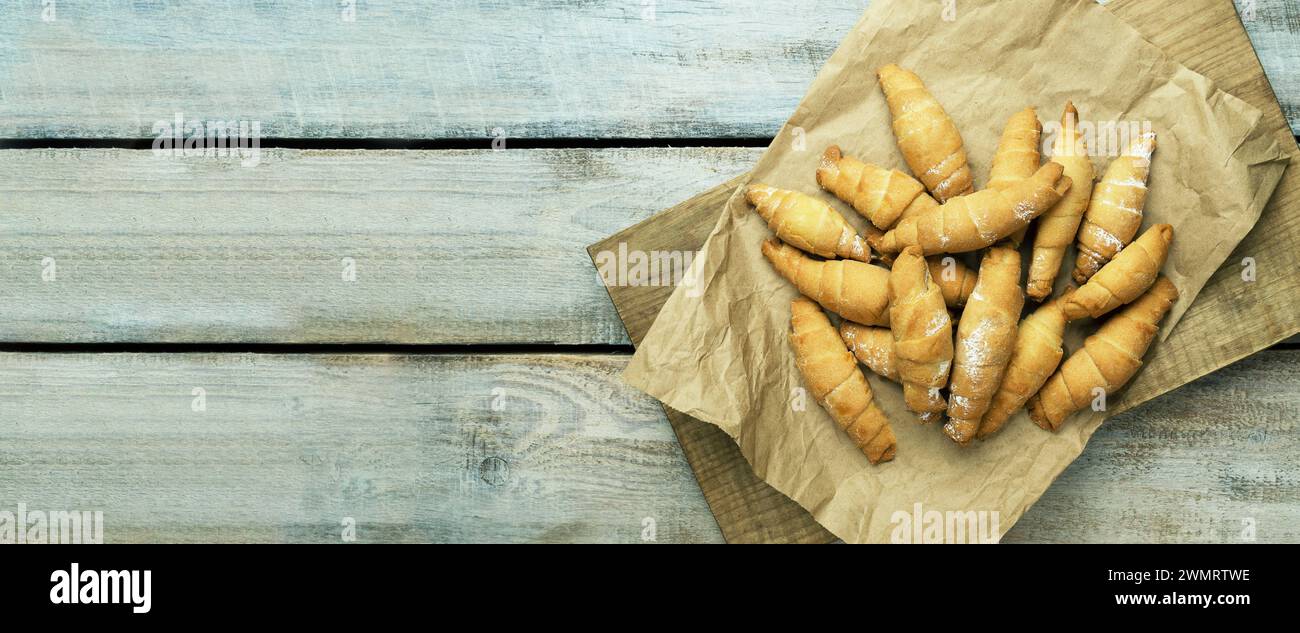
[588,0,1300,543]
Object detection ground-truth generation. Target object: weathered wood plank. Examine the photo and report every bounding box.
[0,353,725,543]
[0,0,853,139]
[1,0,1297,138]
[1238,0,1300,131]
[0,147,759,344]
[1008,349,1300,543]
[0,350,1293,543]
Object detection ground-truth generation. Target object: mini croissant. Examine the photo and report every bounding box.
[888,247,954,424]
[817,145,933,230]
[762,239,891,326]
[1073,132,1157,283]
[878,162,1072,255]
[878,64,974,202]
[790,297,898,463]
[1028,277,1179,431]
[747,184,871,262]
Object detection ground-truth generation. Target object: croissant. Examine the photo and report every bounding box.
[1061,223,1173,321]
[762,239,891,326]
[746,184,870,262]
[878,162,1072,255]
[817,145,934,230]
[975,291,1072,440]
[790,297,898,463]
[987,107,1043,247]
[1027,277,1179,431]
[928,256,977,308]
[943,246,1024,445]
[847,240,974,309]
[1073,131,1157,283]
[1027,102,1096,300]
[863,194,938,260]
[878,64,973,202]
[839,322,899,382]
[888,247,954,424]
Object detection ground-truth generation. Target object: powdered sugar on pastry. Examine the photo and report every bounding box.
[923,310,951,337]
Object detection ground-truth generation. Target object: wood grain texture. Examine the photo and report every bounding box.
[0,350,1293,543]
[0,147,758,344]
[0,353,724,543]
[1009,350,1300,543]
[592,0,1300,542]
[0,0,854,139]
[1237,0,1300,131]
[0,1,1297,138]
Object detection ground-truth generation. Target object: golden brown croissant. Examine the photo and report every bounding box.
[1073,131,1157,283]
[746,184,870,262]
[762,238,891,326]
[943,246,1024,445]
[888,247,954,424]
[878,64,973,202]
[878,162,1072,255]
[1027,102,1096,300]
[928,256,977,308]
[1027,277,1179,431]
[1061,223,1173,321]
[845,241,974,309]
[790,297,898,463]
[975,291,1072,440]
[839,322,899,382]
[862,194,937,261]
[987,107,1043,247]
[817,145,933,230]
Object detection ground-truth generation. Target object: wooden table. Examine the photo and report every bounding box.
[0,0,1295,543]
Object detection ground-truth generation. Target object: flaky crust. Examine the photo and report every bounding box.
[790,298,898,463]
[840,322,900,383]
[943,246,1024,444]
[1073,131,1157,283]
[888,247,954,424]
[928,256,978,308]
[762,239,891,326]
[1061,223,1173,321]
[988,107,1043,247]
[1027,277,1179,430]
[817,145,928,230]
[975,292,1071,440]
[878,162,1071,255]
[878,64,974,202]
[747,184,870,262]
[1027,102,1095,300]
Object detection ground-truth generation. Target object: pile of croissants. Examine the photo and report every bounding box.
[754,64,1178,464]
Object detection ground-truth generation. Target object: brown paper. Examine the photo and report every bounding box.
[622,0,1289,543]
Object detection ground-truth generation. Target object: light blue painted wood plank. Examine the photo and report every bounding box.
[0,0,858,138]
[0,353,725,543]
[4,0,1289,138]
[0,147,759,344]
[1238,0,1300,131]
[0,349,1293,543]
